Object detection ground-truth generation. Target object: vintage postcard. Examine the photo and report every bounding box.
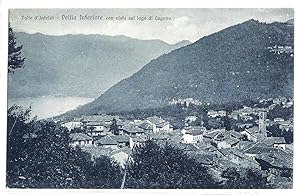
[5,8,294,190]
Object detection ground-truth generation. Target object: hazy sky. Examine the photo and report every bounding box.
[9,8,293,44]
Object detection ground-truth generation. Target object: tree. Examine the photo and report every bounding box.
[85,156,123,188]
[125,140,217,188]
[110,118,119,135]
[7,114,87,188]
[221,167,242,188]
[243,169,268,189]
[221,168,268,189]
[7,105,36,187]
[8,23,25,74]
[7,104,124,188]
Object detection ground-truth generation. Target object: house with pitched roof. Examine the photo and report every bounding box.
[85,121,109,137]
[69,133,93,147]
[61,121,83,131]
[241,126,262,142]
[146,116,171,133]
[221,148,260,169]
[217,137,239,149]
[111,134,133,148]
[95,136,118,149]
[131,135,148,147]
[226,130,244,140]
[207,110,226,118]
[238,140,255,151]
[203,128,225,142]
[244,146,292,177]
[244,146,283,159]
[123,125,145,136]
[85,121,105,130]
[81,146,113,161]
[150,133,170,141]
[181,126,206,143]
[263,137,287,150]
[138,121,153,132]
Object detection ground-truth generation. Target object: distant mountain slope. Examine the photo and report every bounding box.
[8,33,190,98]
[62,19,294,117]
[285,18,294,25]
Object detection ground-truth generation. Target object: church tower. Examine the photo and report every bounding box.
[259,111,267,137]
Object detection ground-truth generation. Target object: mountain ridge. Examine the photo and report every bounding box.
[8,32,191,98]
[60,19,294,118]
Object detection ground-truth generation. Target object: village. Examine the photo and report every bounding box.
[60,96,293,187]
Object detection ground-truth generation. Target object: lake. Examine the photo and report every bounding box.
[8,96,94,119]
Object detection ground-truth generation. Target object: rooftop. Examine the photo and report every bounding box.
[85,121,106,126]
[81,146,113,159]
[216,159,239,169]
[186,129,205,136]
[227,130,243,139]
[150,133,170,140]
[111,134,131,143]
[81,114,119,123]
[70,133,93,141]
[138,121,153,130]
[222,137,239,146]
[185,126,206,135]
[239,140,255,150]
[132,135,148,143]
[156,122,169,128]
[263,137,286,146]
[244,126,260,134]
[244,146,286,155]
[256,152,293,169]
[147,116,166,125]
[123,126,145,134]
[95,136,118,145]
[203,130,220,139]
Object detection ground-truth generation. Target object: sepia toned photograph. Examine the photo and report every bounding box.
[6,8,294,189]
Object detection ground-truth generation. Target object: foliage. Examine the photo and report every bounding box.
[8,24,25,74]
[85,156,123,188]
[7,105,36,187]
[7,106,123,188]
[70,127,85,134]
[267,124,293,144]
[110,118,119,135]
[221,168,268,189]
[268,104,293,120]
[125,140,217,188]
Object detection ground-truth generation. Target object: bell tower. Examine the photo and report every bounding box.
[259,111,267,137]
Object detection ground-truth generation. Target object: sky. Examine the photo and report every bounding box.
[9,8,294,44]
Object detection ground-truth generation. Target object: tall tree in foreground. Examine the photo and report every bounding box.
[8,23,25,74]
[7,105,36,187]
[125,140,217,188]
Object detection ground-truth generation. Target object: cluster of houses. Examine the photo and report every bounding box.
[60,96,293,186]
[62,115,173,167]
[179,119,292,185]
[267,45,294,55]
[169,98,203,107]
